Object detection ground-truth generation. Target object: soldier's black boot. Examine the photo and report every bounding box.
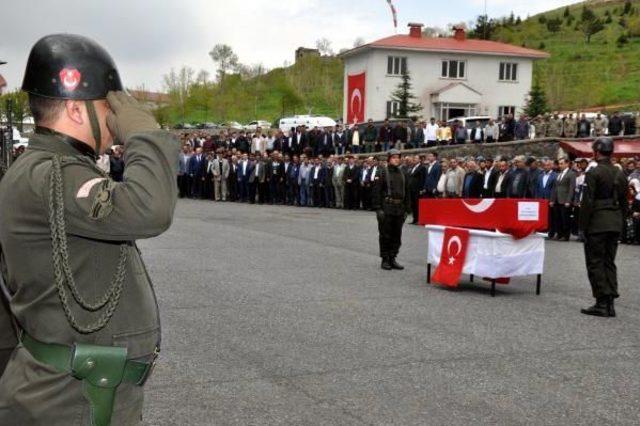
[607,297,616,318]
[581,298,611,317]
[381,257,393,271]
[390,258,405,270]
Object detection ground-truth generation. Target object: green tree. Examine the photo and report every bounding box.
[623,1,632,15]
[389,71,422,120]
[208,44,239,83]
[546,18,563,33]
[564,7,570,18]
[0,90,29,132]
[524,82,549,118]
[579,7,605,43]
[471,14,495,40]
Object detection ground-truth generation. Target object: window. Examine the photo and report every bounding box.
[499,62,518,81]
[387,56,407,76]
[386,101,400,117]
[441,60,466,79]
[498,106,516,117]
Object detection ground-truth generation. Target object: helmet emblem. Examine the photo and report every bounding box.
[59,68,81,91]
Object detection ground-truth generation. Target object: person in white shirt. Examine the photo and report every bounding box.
[425,118,439,147]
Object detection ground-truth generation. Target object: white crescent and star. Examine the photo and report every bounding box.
[446,235,462,265]
[350,88,362,116]
[461,199,496,214]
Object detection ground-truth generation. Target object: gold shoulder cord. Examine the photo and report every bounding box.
[48,155,127,334]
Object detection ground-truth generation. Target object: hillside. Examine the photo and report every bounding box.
[162,0,640,126]
[489,0,640,111]
[160,55,343,126]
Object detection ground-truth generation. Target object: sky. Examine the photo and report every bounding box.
[0,0,578,92]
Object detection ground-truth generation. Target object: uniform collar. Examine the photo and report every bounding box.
[29,127,98,161]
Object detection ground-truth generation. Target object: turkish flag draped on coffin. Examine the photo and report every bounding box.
[419,199,548,239]
[432,227,470,287]
[347,72,366,124]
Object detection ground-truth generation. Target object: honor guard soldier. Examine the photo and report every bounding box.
[579,138,627,317]
[563,113,577,138]
[0,34,179,425]
[372,149,411,271]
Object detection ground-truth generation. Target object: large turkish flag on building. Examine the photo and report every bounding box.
[347,72,366,124]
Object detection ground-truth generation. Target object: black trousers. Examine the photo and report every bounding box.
[584,232,620,300]
[345,183,359,210]
[410,190,421,223]
[552,204,572,239]
[177,175,190,198]
[377,211,405,259]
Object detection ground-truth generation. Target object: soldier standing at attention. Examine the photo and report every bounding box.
[0,34,178,424]
[579,138,627,317]
[563,113,577,138]
[372,150,411,271]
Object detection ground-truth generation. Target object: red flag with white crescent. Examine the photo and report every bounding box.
[347,72,366,125]
[432,227,470,287]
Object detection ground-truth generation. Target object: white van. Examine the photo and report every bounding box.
[278,115,337,132]
[447,116,492,129]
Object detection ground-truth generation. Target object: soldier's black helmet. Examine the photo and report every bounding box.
[22,33,123,100]
[592,137,614,156]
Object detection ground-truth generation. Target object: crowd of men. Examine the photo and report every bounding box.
[175,131,640,245]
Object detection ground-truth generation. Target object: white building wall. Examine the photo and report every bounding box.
[344,48,534,122]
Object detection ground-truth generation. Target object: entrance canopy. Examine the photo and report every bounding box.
[431,82,482,104]
[560,139,640,159]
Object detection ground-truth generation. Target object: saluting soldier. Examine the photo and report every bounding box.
[579,138,627,318]
[372,150,411,271]
[0,34,178,425]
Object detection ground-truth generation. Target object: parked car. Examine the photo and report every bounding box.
[245,120,272,132]
[221,121,244,130]
[278,115,337,132]
[174,123,195,130]
[196,122,218,129]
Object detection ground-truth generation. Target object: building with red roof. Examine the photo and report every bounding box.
[339,24,549,124]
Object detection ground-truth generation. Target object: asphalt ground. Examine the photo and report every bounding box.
[141,200,640,425]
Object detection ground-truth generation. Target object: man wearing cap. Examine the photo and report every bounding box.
[579,138,628,317]
[372,150,411,270]
[0,34,178,424]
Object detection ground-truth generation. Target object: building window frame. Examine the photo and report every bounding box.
[498,106,516,117]
[387,56,408,76]
[499,62,518,82]
[441,59,467,80]
[386,100,401,118]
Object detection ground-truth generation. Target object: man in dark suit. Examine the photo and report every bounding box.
[493,159,511,199]
[317,128,333,158]
[227,155,238,201]
[506,156,531,198]
[236,131,250,153]
[237,153,253,202]
[188,147,207,199]
[423,152,441,198]
[462,160,483,198]
[408,155,426,224]
[481,157,499,198]
[536,159,557,237]
[343,156,360,210]
[527,157,543,199]
[379,119,394,152]
[286,156,300,205]
[550,158,577,241]
[310,157,326,207]
[270,152,285,204]
[333,126,347,155]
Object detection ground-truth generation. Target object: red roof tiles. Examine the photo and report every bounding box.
[343,35,549,59]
